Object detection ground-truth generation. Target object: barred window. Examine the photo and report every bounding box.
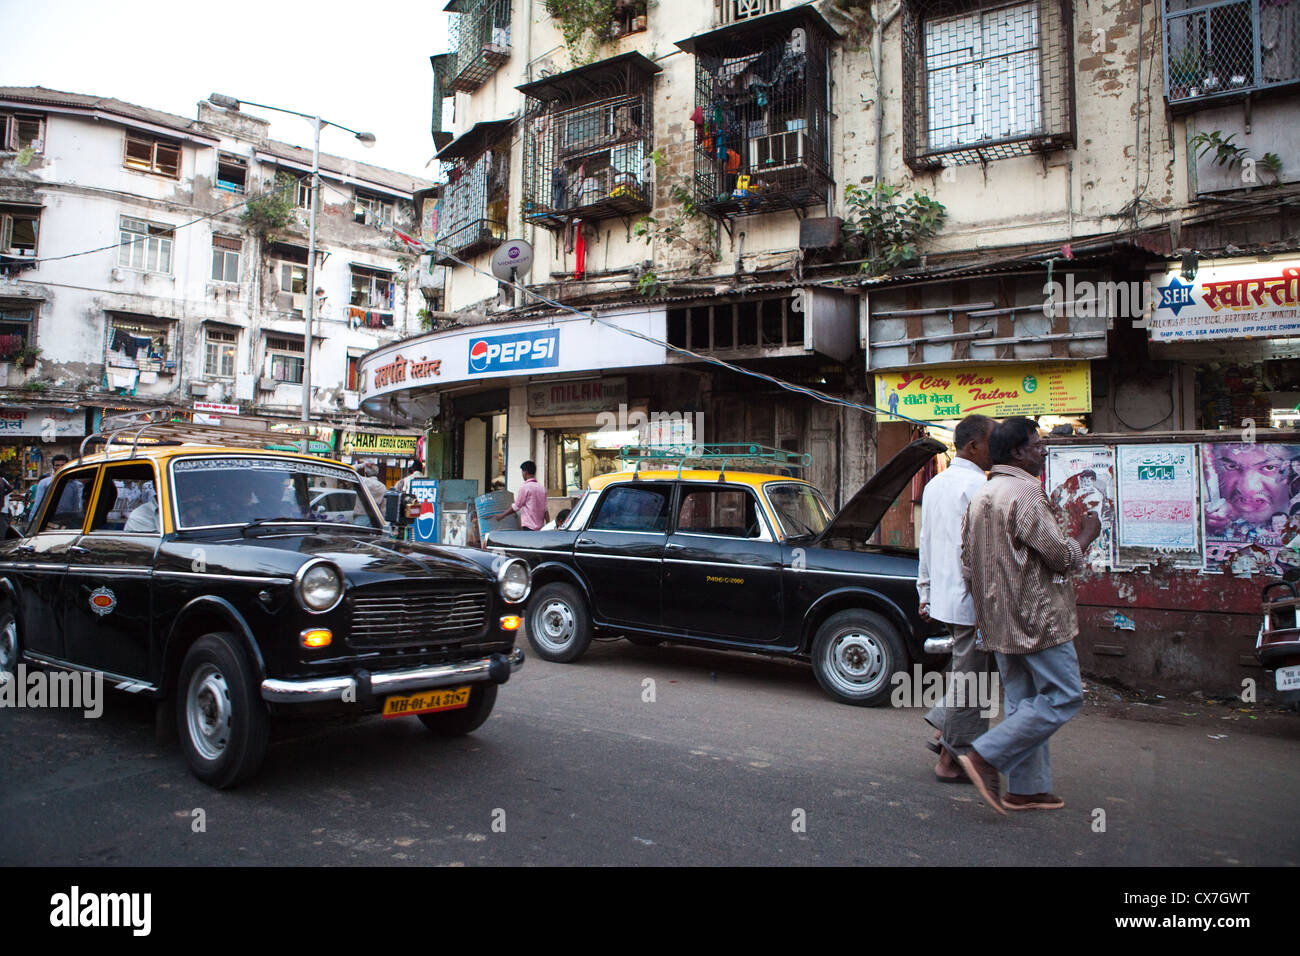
[903,0,1075,169]
[204,327,238,379]
[266,335,304,384]
[1164,0,1300,106]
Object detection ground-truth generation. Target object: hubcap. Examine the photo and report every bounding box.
[0,618,16,676]
[825,630,887,695]
[186,664,232,761]
[534,599,576,652]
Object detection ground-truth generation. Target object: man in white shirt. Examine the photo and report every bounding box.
[917,414,995,783]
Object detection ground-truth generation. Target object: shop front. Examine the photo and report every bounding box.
[339,429,423,488]
[0,404,90,491]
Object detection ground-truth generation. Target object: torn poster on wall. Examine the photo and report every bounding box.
[1202,442,1300,577]
[1116,444,1202,566]
[1046,445,1115,569]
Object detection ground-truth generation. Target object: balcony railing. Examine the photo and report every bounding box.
[678,6,837,220]
[445,0,512,94]
[520,52,661,228]
[1163,0,1300,109]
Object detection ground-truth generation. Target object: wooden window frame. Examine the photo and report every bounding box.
[123,131,182,178]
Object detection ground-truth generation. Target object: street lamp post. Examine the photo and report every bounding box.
[208,94,375,454]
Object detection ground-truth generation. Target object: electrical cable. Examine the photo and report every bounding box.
[19,177,308,267]
[420,236,956,433]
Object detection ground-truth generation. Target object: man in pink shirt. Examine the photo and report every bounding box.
[499,460,547,531]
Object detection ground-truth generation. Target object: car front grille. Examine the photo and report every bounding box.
[349,584,490,646]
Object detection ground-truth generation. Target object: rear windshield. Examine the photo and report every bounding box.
[172,457,380,529]
[765,482,832,538]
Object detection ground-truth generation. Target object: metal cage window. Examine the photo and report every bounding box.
[1163,0,1300,107]
[681,6,838,221]
[435,132,511,260]
[520,52,661,229]
[903,0,1075,169]
[445,0,513,94]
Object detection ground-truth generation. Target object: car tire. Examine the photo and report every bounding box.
[417,682,497,736]
[527,582,593,663]
[811,609,907,706]
[176,633,270,789]
[0,608,19,678]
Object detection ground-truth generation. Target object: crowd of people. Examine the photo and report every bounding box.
[918,414,1100,816]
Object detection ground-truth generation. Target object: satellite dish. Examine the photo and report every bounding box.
[491,239,534,283]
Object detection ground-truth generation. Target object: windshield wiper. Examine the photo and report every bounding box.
[239,516,314,535]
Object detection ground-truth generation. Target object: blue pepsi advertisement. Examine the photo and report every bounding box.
[467,329,560,375]
[409,479,440,543]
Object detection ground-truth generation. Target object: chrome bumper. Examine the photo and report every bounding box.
[923,636,954,655]
[262,647,525,704]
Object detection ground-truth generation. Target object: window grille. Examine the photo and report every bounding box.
[204,327,238,379]
[445,0,513,94]
[682,6,837,220]
[902,0,1075,169]
[716,0,780,25]
[1164,0,1300,107]
[435,124,511,260]
[520,52,661,228]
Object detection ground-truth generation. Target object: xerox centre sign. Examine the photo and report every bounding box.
[358,307,666,423]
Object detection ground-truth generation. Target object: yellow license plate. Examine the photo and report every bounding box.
[381,685,472,718]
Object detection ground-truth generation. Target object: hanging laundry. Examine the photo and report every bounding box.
[574,218,586,280]
[110,328,130,353]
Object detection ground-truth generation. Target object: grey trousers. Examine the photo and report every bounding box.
[974,640,1084,795]
[923,622,993,756]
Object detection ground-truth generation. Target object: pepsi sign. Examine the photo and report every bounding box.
[467,329,560,375]
[409,479,440,543]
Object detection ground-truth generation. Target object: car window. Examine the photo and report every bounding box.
[589,485,670,533]
[173,457,381,528]
[676,488,762,538]
[37,469,96,533]
[765,483,833,538]
[89,464,159,534]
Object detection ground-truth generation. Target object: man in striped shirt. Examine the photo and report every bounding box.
[957,417,1100,814]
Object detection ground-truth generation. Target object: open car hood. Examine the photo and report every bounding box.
[816,437,948,548]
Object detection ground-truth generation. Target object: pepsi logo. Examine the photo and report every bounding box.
[416,499,437,539]
[469,339,491,372]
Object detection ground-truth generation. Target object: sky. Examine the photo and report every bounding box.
[0,0,450,179]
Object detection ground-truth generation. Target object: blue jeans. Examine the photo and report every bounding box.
[973,641,1083,795]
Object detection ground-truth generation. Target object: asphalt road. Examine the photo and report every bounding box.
[2,639,1297,866]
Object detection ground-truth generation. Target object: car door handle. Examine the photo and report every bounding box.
[69,545,89,555]
[577,537,594,546]
[16,543,34,554]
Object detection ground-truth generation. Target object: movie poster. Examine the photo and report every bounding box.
[1201,442,1300,576]
[1046,446,1115,569]
[1116,444,1201,563]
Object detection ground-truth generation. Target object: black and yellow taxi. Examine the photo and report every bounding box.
[487,439,947,706]
[0,431,529,788]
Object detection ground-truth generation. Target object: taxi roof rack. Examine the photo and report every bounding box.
[618,443,812,481]
[77,407,319,462]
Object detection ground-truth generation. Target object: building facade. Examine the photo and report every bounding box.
[0,87,439,488]
[362,0,1298,692]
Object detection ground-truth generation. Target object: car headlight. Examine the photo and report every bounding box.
[497,558,531,604]
[295,560,344,613]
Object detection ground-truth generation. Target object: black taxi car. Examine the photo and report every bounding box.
[0,431,529,788]
[487,438,948,706]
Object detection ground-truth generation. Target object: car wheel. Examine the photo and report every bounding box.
[176,633,270,789]
[527,582,593,662]
[811,609,907,706]
[0,609,19,677]
[417,683,497,736]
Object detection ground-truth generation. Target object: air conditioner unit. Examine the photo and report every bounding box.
[257,376,277,391]
[748,131,807,172]
[189,381,209,397]
[291,293,308,311]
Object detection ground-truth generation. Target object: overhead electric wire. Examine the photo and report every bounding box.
[423,238,955,434]
[20,177,306,267]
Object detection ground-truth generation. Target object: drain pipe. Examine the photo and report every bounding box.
[873,2,902,196]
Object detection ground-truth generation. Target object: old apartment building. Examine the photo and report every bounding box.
[0,87,438,479]
[358,0,1298,695]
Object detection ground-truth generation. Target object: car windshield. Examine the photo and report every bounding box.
[765,482,833,538]
[172,457,381,529]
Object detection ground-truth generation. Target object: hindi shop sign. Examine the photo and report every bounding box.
[874,362,1091,422]
[0,407,86,438]
[1148,259,1300,343]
